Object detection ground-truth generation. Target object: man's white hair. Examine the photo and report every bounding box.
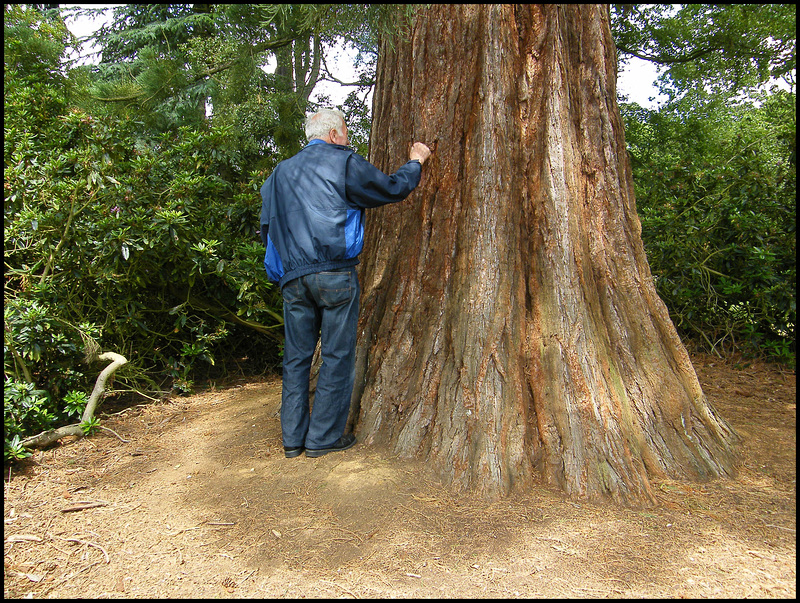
[305,108,346,141]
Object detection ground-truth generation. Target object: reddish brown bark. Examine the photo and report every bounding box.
[351,4,738,505]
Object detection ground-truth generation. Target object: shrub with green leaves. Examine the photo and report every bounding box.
[5,5,284,452]
[4,299,96,400]
[3,297,96,461]
[621,90,795,366]
[3,380,91,462]
[4,381,52,461]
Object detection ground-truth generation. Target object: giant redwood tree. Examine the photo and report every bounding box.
[350,4,739,505]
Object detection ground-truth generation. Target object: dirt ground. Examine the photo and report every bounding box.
[4,352,796,599]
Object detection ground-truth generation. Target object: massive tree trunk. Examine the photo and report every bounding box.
[351,4,739,505]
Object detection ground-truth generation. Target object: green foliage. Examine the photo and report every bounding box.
[80,4,218,132]
[621,90,795,366]
[5,5,284,453]
[80,415,101,436]
[63,390,89,419]
[72,4,408,167]
[613,4,796,367]
[4,381,50,462]
[612,4,796,100]
[5,435,32,462]
[4,4,72,85]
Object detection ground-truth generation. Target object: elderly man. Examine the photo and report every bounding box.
[260,108,431,458]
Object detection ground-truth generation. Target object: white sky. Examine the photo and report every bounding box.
[618,59,668,108]
[63,5,666,110]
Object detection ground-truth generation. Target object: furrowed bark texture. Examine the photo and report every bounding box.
[352,4,738,505]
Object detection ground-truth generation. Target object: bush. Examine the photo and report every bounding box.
[5,102,284,388]
[3,298,98,462]
[4,6,284,452]
[622,92,795,367]
[3,380,90,463]
[3,299,96,400]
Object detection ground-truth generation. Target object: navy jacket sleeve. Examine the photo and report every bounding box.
[345,153,422,209]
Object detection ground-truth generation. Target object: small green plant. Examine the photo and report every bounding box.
[4,380,52,462]
[166,319,231,394]
[79,416,101,436]
[5,435,32,462]
[63,390,89,419]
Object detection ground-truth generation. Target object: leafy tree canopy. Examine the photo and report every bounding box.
[612,4,796,102]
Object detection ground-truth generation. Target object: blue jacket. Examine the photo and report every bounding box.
[260,140,422,288]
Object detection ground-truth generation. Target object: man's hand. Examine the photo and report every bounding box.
[409,142,432,165]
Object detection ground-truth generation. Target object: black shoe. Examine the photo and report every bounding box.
[284,446,304,458]
[305,434,356,458]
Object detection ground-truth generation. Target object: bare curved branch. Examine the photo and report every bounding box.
[20,352,128,451]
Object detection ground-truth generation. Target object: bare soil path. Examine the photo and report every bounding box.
[4,353,795,598]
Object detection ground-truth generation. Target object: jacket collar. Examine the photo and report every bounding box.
[302,139,353,152]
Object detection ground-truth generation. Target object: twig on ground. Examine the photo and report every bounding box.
[766,524,795,532]
[163,526,202,536]
[205,521,236,526]
[60,500,110,513]
[5,534,43,543]
[47,540,73,557]
[119,502,143,513]
[98,425,130,443]
[759,519,795,532]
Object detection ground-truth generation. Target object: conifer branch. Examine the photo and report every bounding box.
[91,33,300,103]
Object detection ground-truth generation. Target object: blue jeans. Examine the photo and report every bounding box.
[280,267,359,449]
